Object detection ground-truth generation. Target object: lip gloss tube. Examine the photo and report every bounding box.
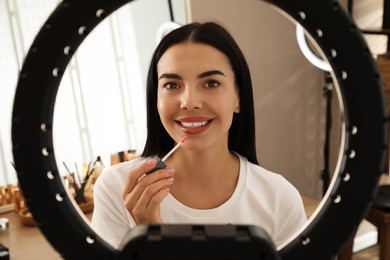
[145,136,187,175]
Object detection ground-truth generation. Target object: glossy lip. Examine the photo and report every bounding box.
[176,117,213,135]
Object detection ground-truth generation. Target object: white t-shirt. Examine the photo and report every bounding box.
[91,153,307,249]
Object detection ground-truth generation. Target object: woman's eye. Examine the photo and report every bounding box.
[164,82,179,90]
[205,81,220,88]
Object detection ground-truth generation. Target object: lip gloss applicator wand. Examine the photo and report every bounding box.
[146,136,187,174]
[162,136,187,162]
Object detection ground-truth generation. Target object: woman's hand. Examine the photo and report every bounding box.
[122,158,175,224]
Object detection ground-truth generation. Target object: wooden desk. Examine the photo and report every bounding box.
[0,210,92,260]
[0,211,61,259]
[0,195,340,259]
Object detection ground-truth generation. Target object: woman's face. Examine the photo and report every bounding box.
[157,42,240,152]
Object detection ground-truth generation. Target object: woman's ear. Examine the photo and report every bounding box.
[234,102,240,113]
[234,86,240,113]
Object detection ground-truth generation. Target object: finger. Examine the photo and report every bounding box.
[125,167,175,200]
[147,187,171,212]
[145,187,171,223]
[122,158,157,198]
[134,186,172,223]
[140,168,175,186]
[128,174,174,212]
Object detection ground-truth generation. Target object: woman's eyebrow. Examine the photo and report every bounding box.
[159,70,225,80]
[159,73,182,80]
[198,70,225,78]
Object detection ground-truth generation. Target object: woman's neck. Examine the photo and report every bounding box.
[166,148,237,178]
[166,149,240,209]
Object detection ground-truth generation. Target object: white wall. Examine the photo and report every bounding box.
[187,0,334,199]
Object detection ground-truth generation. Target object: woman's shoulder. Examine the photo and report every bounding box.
[237,154,280,178]
[111,157,145,171]
[237,154,296,190]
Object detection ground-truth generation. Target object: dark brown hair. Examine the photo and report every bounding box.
[141,22,258,165]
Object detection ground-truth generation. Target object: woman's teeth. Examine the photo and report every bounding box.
[180,121,208,128]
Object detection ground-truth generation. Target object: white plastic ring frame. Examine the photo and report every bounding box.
[156,21,181,44]
[296,24,331,72]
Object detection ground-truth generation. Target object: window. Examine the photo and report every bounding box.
[1,0,181,187]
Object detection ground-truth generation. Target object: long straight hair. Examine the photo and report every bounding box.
[141,22,258,165]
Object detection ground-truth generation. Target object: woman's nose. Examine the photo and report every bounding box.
[180,87,202,110]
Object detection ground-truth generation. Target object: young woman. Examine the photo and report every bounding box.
[91,21,307,249]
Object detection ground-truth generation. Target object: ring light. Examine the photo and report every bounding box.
[296,24,331,71]
[11,0,388,259]
[156,21,181,44]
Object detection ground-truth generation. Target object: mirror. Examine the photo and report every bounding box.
[50,0,342,250]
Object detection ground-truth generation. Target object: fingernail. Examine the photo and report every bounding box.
[167,177,174,182]
[147,159,157,166]
[166,168,175,174]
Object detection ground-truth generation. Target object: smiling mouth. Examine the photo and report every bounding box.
[179,120,210,128]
